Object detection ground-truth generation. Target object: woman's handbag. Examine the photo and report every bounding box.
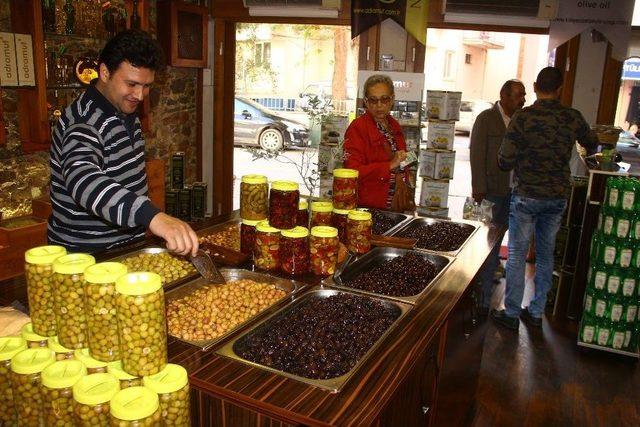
[391,170,416,213]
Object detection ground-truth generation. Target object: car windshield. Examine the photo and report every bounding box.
[236,97,277,115]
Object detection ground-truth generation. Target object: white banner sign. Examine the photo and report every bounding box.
[357,70,424,102]
[549,0,634,60]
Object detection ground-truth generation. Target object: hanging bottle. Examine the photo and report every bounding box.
[64,0,76,35]
[42,0,57,33]
[131,0,141,30]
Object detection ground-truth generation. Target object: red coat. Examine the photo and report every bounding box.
[343,111,406,209]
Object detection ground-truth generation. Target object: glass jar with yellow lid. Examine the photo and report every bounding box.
[75,348,108,374]
[310,201,334,227]
[24,245,67,337]
[280,226,310,275]
[52,253,96,349]
[332,168,359,209]
[115,273,167,377]
[297,198,309,227]
[84,262,128,362]
[143,364,190,426]
[72,372,120,426]
[269,180,299,229]
[21,322,49,348]
[41,359,87,426]
[310,226,339,276]
[0,336,27,426]
[254,221,281,272]
[109,386,162,426]
[240,218,262,255]
[240,174,269,220]
[10,347,56,426]
[108,360,142,389]
[347,210,373,254]
[48,336,75,361]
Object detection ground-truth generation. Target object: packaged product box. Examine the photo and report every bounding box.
[419,149,456,179]
[445,91,462,121]
[419,178,449,208]
[427,121,456,150]
[426,91,462,121]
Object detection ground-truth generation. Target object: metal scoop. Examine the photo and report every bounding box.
[190,249,226,285]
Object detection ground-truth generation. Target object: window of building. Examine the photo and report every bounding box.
[254,42,271,66]
[443,50,455,80]
[465,53,472,64]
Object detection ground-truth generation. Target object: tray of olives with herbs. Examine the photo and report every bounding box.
[390,217,479,256]
[325,247,453,305]
[108,247,197,289]
[197,219,249,266]
[216,287,411,393]
[165,269,299,351]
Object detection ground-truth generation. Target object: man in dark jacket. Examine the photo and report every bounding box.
[470,79,526,314]
[491,67,598,330]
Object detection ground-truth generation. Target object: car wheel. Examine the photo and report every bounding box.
[259,128,284,152]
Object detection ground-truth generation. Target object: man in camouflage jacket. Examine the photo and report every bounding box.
[491,67,598,330]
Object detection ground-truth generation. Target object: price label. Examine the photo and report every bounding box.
[622,191,635,210]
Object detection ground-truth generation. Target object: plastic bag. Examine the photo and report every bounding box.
[480,199,494,223]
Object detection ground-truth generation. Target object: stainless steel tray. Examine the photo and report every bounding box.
[196,218,241,240]
[165,269,299,351]
[324,247,454,305]
[369,210,413,236]
[216,287,412,393]
[389,217,479,256]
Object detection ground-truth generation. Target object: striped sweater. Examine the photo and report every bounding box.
[48,85,160,253]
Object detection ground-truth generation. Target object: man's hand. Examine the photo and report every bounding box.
[148,212,199,256]
[473,193,485,203]
[390,150,408,170]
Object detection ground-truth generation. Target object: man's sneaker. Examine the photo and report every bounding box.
[520,307,543,328]
[490,309,519,330]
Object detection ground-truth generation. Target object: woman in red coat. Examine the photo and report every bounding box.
[344,74,408,210]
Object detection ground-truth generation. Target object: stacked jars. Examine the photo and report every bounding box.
[41,359,87,426]
[332,168,359,210]
[0,336,27,426]
[115,272,167,377]
[297,199,309,227]
[143,364,190,426]
[280,226,310,275]
[72,372,120,426]
[108,360,142,389]
[269,181,299,229]
[346,210,373,254]
[109,386,162,426]
[240,174,269,220]
[21,322,49,348]
[310,201,333,227]
[331,208,351,244]
[52,254,96,349]
[240,218,261,255]
[10,347,56,426]
[84,262,128,362]
[48,336,75,361]
[254,221,281,272]
[75,348,108,374]
[310,226,339,276]
[24,245,67,337]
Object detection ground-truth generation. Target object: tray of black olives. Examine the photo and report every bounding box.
[325,248,453,304]
[390,217,479,256]
[368,209,413,236]
[216,287,411,393]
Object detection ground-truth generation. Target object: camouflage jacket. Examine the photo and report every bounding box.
[498,99,598,199]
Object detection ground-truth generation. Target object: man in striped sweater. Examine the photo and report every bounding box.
[49,30,198,256]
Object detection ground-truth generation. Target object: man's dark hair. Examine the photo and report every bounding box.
[500,79,523,97]
[98,29,164,73]
[535,67,563,93]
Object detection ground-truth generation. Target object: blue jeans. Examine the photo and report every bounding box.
[479,193,511,309]
[504,195,567,318]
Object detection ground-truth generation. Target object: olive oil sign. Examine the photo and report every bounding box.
[0,32,18,87]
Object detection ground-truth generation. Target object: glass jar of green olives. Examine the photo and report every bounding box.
[143,363,190,425]
[0,336,27,426]
[48,336,75,361]
[10,347,56,426]
[52,254,96,349]
[75,348,108,374]
[25,245,67,337]
[240,174,269,220]
[21,322,49,348]
[72,372,120,427]
[108,360,142,389]
[115,273,167,377]
[84,262,128,362]
[109,386,162,426]
[41,359,87,426]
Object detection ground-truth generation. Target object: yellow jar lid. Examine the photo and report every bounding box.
[298,199,308,210]
[115,272,162,296]
[0,336,27,361]
[74,348,108,370]
[110,386,159,421]
[142,363,188,395]
[25,245,67,265]
[241,218,263,227]
[333,168,359,178]
[11,347,55,375]
[48,336,74,354]
[241,174,268,184]
[332,208,351,215]
[281,226,309,239]
[271,180,298,192]
[311,226,338,238]
[311,201,333,213]
[85,262,128,284]
[42,360,87,389]
[108,360,138,381]
[21,322,49,343]
[348,210,372,221]
[256,221,280,234]
[53,253,96,275]
[73,373,120,406]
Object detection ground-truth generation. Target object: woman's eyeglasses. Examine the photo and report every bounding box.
[365,96,393,105]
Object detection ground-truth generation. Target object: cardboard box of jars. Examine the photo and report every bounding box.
[419,149,456,180]
[426,90,462,121]
[419,178,449,208]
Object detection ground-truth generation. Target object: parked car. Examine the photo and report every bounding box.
[456,99,494,134]
[234,96,310,151]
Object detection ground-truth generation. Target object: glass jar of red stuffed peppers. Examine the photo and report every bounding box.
[310,226,339,276]
[331,208,351,244]
[310,201,333,227]
[332,169,359,210]
[240,174,269,220]
[269,181,299,229]
[297,199,309,228]
[240,218,262,255]
[347,210,372,254]
[280,227,310,275]
[254,221,281,271]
